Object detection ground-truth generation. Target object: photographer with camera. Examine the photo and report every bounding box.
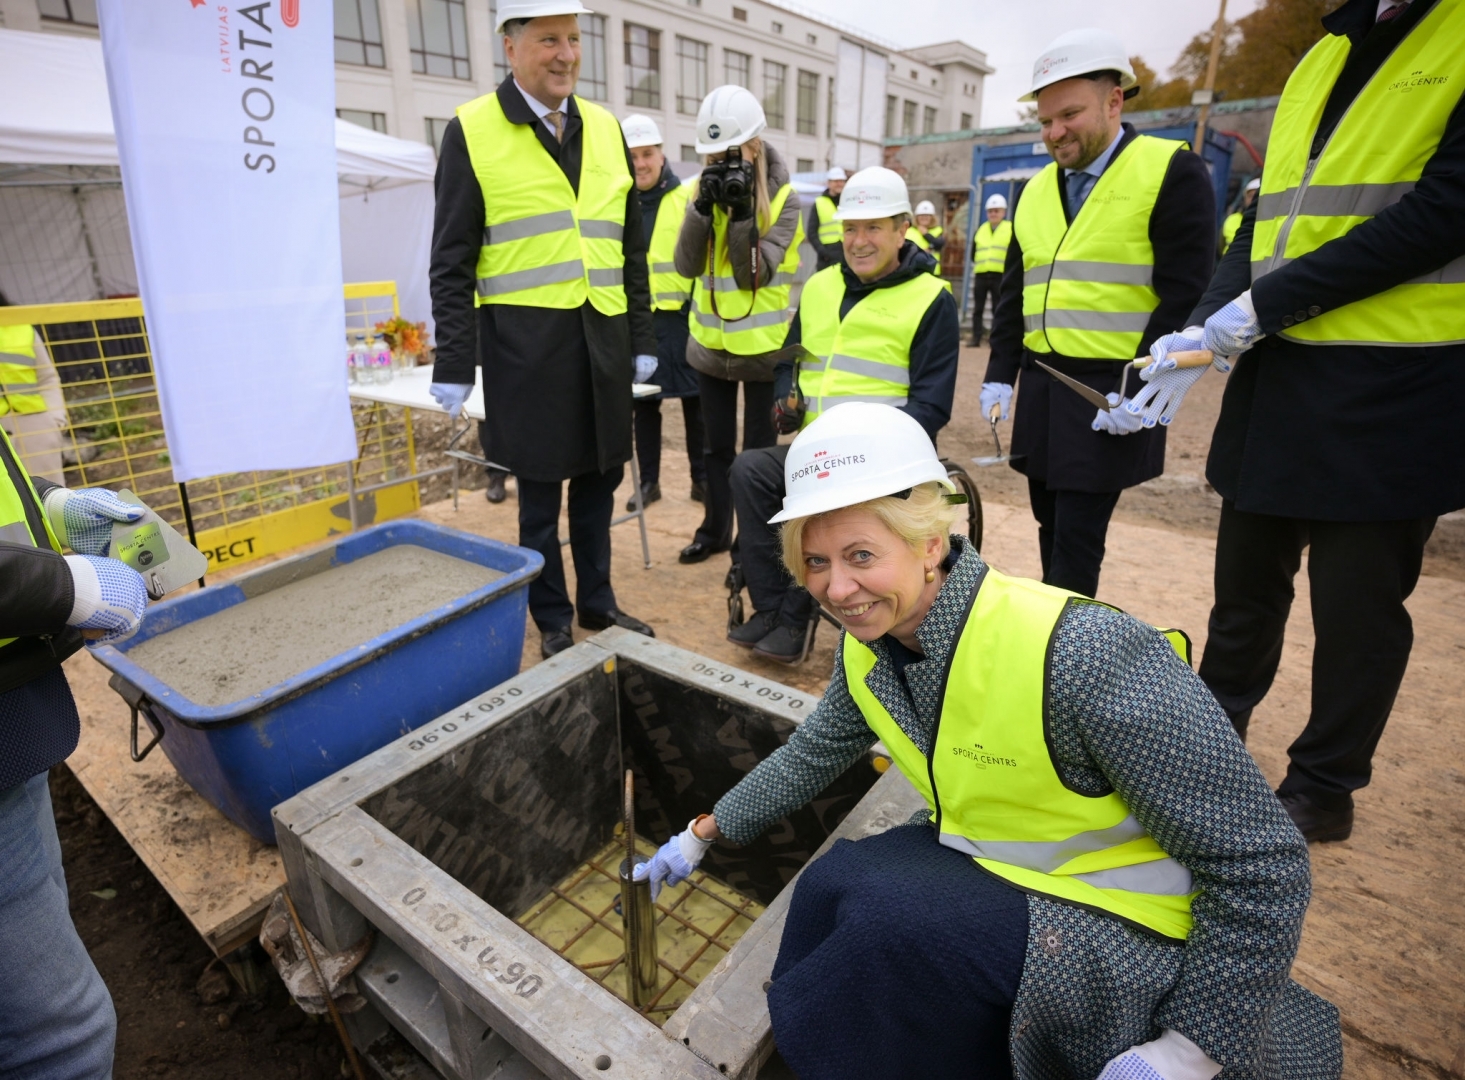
[673,85,804,566]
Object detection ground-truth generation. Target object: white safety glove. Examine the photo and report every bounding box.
[633,819,713,901]
[1096,1030,1223,1080]
[429,382,472,419]
[633,354,659,384]
[65,554,149,644]
[1124,328,1213,428]
[42,487,145,557]
[1202,290,1263,360]
[1092,393,1146,436]
[979,381,1013,421]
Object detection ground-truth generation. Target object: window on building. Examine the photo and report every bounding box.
[806,33,817,45]
[487,2,509,82]
[406,0,471,80]
[725,50,751,89]
[688,0,702,7]
[771,21,783,33]
[337,109,388,134]
[579,14,609,100]
[909,69,918,80]
[960,112,973,130]
[923,106,937,135]
[38,0,96,24]
[682,145,701,163]
[796,70,818,136]
[885,96,898,139]
[677,37,709,115]
[902,99,917,137]
[425,117,453,154]
[827,79,834,137]
[625,24,661,109]
[334,0,386,66]
[797,158,814,173]
[732,6,747,20]
[762,61,787,130]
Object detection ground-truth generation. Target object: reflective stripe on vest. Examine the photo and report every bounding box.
[457,93,631,315]
[688,182,805,355]
[648,181,695,311]
[814,194,841,244]
[0,424,63,651]
[0,324,44,418]
[1016,135,1185,359]
[796,264,946,426]
[844,566,1197,941]
[972,220,1012,275]
[1250,0,1465,346]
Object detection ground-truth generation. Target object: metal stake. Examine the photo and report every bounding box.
[620,769,658,1008]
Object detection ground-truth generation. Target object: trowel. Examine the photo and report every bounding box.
[1034,349,1216,412]
[973,403,1009,467]
[109,489,210,600]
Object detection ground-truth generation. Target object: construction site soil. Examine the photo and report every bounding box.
[58,347,1463,1078]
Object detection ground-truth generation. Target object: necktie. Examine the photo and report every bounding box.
[1065,171,1096,214]
[1377,1,1410,21]
[546,110,565,143]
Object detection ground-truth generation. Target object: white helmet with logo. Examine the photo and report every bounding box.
[914,199,937,217]
[621,113,663,149]
[985,193,1008,210]
[694,85,767,154]
[495,0,593,33]
[835,166,913,221]
[770,403,954,524]
[1022,28,1137,102]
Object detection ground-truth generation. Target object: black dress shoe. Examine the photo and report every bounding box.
[690,480,705,503]
[626,481,660,512]
[753,622,809,664]
[1278,791,1354,843]
[727,609,778,648]
[578,607,655,637]
[540,627,574,658]
[679,540,727,564]
[485,471,508,504]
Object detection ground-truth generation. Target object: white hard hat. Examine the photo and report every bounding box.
[770,404,954,524]
[1022,28,1138,102]
[495,0,593,32]
[835,167,913,221]
[826,166,848,181]
[1245,177,1262,192]
[914,200,937,217]
[985,193,1008,210]
[694,85,767,154]
[621,113,662,149]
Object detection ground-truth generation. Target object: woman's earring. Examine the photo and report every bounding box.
[925,568,936,583]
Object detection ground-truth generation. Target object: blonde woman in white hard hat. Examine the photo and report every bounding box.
[906,198,946,276]
[673,85,804,566]
[637,403,1340,1080]
[970,192,1010,347]
[807,166,848,272]
[427,0,658,658]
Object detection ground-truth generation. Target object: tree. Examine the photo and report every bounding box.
[1126,54,1194,113]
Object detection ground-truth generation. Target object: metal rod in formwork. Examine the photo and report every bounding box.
[620,768,659,1007]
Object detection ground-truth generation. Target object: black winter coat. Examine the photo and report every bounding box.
[638,162,698,399]
[429,79,656,482]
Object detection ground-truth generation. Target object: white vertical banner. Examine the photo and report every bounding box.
[97,0,356,481]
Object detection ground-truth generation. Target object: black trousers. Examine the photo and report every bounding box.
[517,465,623,631]
[1027,477,1121,598]
[633,396,706,488]
[730,444,816,626]
[1198,502,1436,810]
[970,272,1003,345]
[694,372,775,550]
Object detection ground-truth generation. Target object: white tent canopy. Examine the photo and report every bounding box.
[0,27,436,327]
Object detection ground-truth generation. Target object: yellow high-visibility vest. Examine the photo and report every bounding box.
[845,565,1197,941]
[647,181,695,311]
[0,424,63,651]
[907,228,948,283]
[0,324,44,417]
[1017,135,1186,359]
[813,194,841,245]
[689,183,804,356]
[1221,211,1242,255]
[971,219,1013,275]
[796,263,947,424]
[456,92,631,315]
[1251,0,1465,346]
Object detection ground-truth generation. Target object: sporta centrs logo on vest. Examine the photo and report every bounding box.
[1388,70,1451,93]
[950,743,1019,769]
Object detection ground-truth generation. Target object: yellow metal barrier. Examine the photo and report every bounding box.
[0,283,421,572]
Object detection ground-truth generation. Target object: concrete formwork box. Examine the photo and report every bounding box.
[274,627,925,1080]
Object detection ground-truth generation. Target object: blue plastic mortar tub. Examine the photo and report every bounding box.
[90,520,543,842]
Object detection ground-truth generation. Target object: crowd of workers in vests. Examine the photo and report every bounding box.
[1,0,1462,1075]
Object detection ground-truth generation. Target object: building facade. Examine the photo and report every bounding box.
[1,0,989,174]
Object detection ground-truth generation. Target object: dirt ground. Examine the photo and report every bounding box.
[58,345,1463,1078]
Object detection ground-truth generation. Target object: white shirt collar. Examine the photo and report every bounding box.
[513,79,567,126]
[1066,126,1125,179]
[1377,0,1409,16]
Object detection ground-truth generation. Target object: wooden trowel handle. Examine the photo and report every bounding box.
[988,403,1001,422]
[1134,349,1214,370]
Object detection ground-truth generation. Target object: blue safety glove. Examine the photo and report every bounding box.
[979,381,1013,421]
[1123,328,1212,428]
[1093,393,1146,435]
[1143,327,1226,375]
[65,554,148,644]
[1097,1052,1166,1080]
[633,354,659,384]
[42,487,146,556]
[632,820,713,901]
[1202,289,1263,360]
[1097,1031,1223,1080]
[429,382,472,419]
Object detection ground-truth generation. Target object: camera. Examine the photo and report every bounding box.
[701,144,755,207]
